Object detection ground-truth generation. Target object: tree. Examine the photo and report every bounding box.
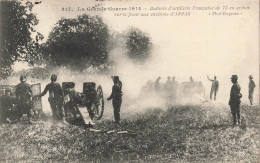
[42,15,109,71]
[125,27,152,62]
[0,0,43,79]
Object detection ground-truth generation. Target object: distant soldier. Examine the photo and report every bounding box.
[207,75,219,100]
[83,82,98,120]
[165,77,173,100]
[248,75,256,105]
[154,77,161,94]
[171,76,178,101]
[15,75,33,124]
[229,75,242,126]
[37,74,67,124]
[107,76,123,124]
[189,76,194,82]
[145,80,153,93]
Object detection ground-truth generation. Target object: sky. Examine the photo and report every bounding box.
[12,0,259,105]
[31,0,258,76]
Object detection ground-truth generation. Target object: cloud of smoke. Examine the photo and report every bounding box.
[2,32,258,119]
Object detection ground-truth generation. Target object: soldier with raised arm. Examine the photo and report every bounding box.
[229,75,242,126]
[207,75,219,100]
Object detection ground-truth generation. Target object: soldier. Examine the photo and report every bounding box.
[37,74,67,124]
[248,75,256,105]
[107,76,123,124]
[171,77,178,101]
[15,75,33,124]
[83,82,98,121]
[207,75,219,100]
[145,80,153,93]
[0,89,15,123]
[165,77,173,101]
[189,76,194,82]
[63,83,81,119]
[154,77,161,94]
[229,75,242,126]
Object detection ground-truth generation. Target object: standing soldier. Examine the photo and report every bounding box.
[229,75,242,126]
[37,74,67,124]
[107,76,123,124]
[145,80,153,94]
[15,75,33,124]
[207,75,219,100]
[248,75,256,105]
[165,77,173,101]
[154,77,161,94]
[171,76,178,101]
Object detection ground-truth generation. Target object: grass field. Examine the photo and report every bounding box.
[0,103,259,162]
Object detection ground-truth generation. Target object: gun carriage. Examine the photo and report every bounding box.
[62,82,104,124]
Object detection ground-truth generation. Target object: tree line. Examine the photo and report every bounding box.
[0,1,152,79]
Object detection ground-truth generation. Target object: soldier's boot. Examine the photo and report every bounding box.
[250,99,253,105]
[232,113,237,126]
[28,117,35,124]
[237,114,241,125]
[61,117,69,125]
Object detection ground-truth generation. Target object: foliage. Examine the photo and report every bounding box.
[42,15,109,71]
[0,104,259,162]
[0,0,43,79]
[125,27,152,62]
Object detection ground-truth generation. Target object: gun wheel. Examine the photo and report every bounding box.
[94,85,104,120]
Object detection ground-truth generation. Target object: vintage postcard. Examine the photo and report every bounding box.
[0,0,259,162]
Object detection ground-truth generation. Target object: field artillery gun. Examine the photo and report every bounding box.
[62,82,104,125]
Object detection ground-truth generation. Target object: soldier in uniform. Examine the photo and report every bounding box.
[207,75,219,100]
[229,75,242,126]
[165,77,173,101]
[248,75,256,105]
[83,82,98,120]
[154,77,161,94]
[0,89,15,123]
[145,80,153,94]
[171,77,178,101]
[107,76,123,124]
[63,83,81,119]
[15,75,33,124]
[189,76,194,82]
[37,74,67,124]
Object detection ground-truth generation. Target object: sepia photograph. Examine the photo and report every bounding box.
[0,0,259,162]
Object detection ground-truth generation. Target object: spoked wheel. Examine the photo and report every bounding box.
[94,85,104,120]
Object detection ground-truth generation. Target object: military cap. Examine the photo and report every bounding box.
[113,76,119,81]
[20,74,27,82]
[248,75,253,79]
[51,74,57,81]
[231,75,238,79]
